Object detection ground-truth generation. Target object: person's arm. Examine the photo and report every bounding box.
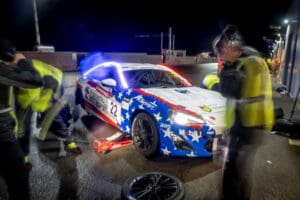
[0,58,43,88]
[43,75,59,89]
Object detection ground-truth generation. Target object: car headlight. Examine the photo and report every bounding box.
[170,110,206,126]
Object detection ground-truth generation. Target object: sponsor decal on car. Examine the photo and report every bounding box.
[200,105,212,112]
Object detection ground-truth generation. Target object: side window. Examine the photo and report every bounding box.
[139,71,156,85]
[86,65,120,87]
[86,67,108,81]
[107,67,120,87]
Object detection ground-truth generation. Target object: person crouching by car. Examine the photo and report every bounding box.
[15,59,83,170]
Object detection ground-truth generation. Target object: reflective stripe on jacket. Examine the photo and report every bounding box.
[225,56,274,131]
[7,86,18,132]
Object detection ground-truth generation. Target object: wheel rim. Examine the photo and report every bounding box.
[133,116,156,153]
[128,173,180,200]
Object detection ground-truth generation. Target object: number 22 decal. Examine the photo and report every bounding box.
[110,101,118,117]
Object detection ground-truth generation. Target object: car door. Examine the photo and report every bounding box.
[98,80,122,126]
[83,64,122,127]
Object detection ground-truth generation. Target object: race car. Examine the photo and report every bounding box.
[75,61,226,158]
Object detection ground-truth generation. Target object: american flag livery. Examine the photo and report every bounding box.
[76,62,226,157]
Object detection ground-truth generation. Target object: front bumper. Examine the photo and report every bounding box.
[159,124,218,157]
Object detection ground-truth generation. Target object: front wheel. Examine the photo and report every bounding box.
[121,172,184,200]
[131,112,159,158]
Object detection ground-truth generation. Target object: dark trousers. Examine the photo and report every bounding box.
[44,105,73,143]
[222,116,263,200]
[19,104,74,155]
[49,110,70,139]
[0,142,30,200]
[18,107,33,155]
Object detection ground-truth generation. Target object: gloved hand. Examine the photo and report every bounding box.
[43,75,58,89]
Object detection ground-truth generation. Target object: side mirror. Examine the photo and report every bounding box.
[101,78,117,87]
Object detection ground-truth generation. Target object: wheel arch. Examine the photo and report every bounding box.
[129,109,158,132]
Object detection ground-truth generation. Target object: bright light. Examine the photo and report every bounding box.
[283,19,299,24]
[83,61,128,89]
[171,110,205,125]
[79,52,107,75]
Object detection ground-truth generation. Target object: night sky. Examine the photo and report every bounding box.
[0,0,295,55]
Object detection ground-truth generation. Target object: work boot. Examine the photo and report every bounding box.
[24,155,33,171]
[65,141,83,154]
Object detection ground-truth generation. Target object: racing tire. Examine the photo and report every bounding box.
[131,112,159,158]
[121,172,184,200]
[75,88,85,109]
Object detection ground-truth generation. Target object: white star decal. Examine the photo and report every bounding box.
[179,129,186,136]
[134,95,143,100]
[125,126,130,133]
[187,151,197,157]
[139,97,145,103]
[161,147,171,155]
[138,105,144,110]
[126,90,132,95]
[151,101,157,107]
[166,118,171,122]
[120,116,125,123]
[154,112,162,121]
[190,130,201,142]
[163,128,173,138]
[126,113,130,120]
[131,108,135,113]
[118,93,122,99]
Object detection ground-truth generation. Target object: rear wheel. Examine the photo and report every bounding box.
[131,112,159,158]
[121,172,184,200]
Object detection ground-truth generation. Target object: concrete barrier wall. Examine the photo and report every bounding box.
[22,51,79,71]
[21,51,216,71]
[105,52,161,64]
[22,51,162,71]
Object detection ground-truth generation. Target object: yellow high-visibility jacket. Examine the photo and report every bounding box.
[225,55,274,131]
[16,59,63,112]
[0,59,43,136]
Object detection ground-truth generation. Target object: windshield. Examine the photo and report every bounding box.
[123,69,189,88]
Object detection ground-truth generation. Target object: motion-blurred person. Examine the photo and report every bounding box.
[213,25,274,200]
[0,38,43,200]
[16,59,82,170]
